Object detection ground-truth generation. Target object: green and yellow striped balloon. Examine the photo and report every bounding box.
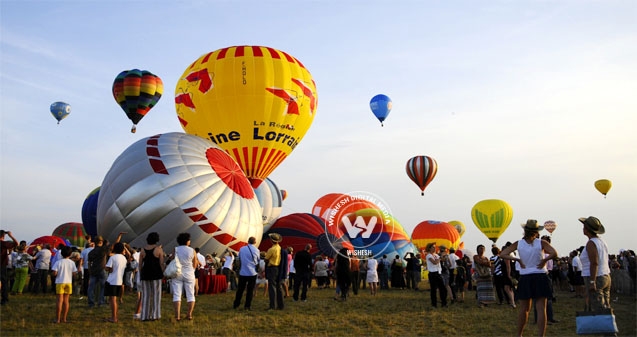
[471,199,513,243]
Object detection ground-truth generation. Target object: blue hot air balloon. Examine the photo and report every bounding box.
[370,94,392,127]
[50,102,71,124]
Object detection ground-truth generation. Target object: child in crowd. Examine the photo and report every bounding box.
[51,246,77,323]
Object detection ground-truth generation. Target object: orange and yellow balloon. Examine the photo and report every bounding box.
[411,220,460,253]
[471,199,513,243]
[594,179,612,198]
[175,46,318,188]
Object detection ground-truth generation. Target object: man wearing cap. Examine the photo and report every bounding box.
[500,219,558,337]
[579,216,612,311]
[264,233,284,310]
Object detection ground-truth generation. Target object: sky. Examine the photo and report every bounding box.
[1,1,636,257]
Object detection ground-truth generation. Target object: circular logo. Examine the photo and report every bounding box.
[323,191,394,259]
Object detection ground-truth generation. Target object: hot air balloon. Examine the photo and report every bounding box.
[258,213,353,258]
[281,190,288,201]
[544,220,557,234]
[50,101,71,124]
[112,69,163,133]
[406,155,438,196]
[96,132,263,256]
[311,193,379,235]
[52,222,87,248]
[370,94,392,127]
[81,186,100,237]
[594,179,612,198]
[470,199,513,243]
[448,220,466,238]
[27,235,68,256]
[411,220,461,253]
[254,177,283,232]
[174,45,318,188]
[340,208,415,259]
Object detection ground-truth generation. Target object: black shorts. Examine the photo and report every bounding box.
[104,282,123,297]
[517,273,552,300]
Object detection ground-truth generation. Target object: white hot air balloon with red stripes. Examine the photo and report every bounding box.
[96,132,263,255]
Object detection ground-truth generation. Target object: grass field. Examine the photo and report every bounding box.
[1,282,635,337]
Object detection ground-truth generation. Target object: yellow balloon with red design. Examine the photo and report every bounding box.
[175,46,318,188]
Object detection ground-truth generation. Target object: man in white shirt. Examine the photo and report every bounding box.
[80,241,94,296]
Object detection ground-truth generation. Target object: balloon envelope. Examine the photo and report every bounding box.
[97,132,263,256]
[81,186,100,237]
[405,155,438,196]
[52,222,87,248]
[50,102,71,124]
[340,208,415,259]
[259,213,352,258]
[254,177,283,232]
[370,94,392,126]
[175,45,318,188]
[112,69,163,132]
[448,220,466,238]
[543,220,557,234]
[594,179,612,196]
[470,199,513,243]
[311,193,379,235]
[411,220,461,253]
[28,235,67,256]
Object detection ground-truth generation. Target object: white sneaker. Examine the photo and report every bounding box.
[133,313,141,320]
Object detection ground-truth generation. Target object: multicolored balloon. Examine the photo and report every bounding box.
[50,102,71,124]
[81,186,100,237]
[112,69,163,133]
[340,208,415,259]
[253,177,283,232]
[259,213,353,258]
[52,222,87,248]
[411,220,460,253]
[406,155,438,196]
[175,46,318,188]
[471,199,514,243]
[594,179,612,198]
[97,132,263,256]
[311,193,379,235]
[448,220,466,238]
[370,94,392,127]
[544,220,557,234]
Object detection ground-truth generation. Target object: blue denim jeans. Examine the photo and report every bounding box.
[87,270,107,306]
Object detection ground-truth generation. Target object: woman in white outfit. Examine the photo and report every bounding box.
[172,232,199,321]
[365,255,379,295]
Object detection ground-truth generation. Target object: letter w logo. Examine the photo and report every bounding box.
[342,215,377,238]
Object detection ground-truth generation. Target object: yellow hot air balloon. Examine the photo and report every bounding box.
[470,199,513,243]
[448,220,466,238]
[175,46,318,188]
[594,179,612,198]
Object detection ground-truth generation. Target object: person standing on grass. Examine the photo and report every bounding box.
[500,219,558,337]
[104,242,127,323]
[10,244,32,295]
[349,253,360,295]
[233,236,260,311]
[426,242,447,308]
[265,232,284,310]
[51,246,77,323]
[334,248,351,301]
[293,244,312,302]
[138,232,164,321]
[80,240,94,296]
[33,244,52,295]
[579,216,612,312]
[365,254,379,296]
[172,232,198,321]
[1,230,18,305]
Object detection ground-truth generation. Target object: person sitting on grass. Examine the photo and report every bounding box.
[51,246,77,323]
